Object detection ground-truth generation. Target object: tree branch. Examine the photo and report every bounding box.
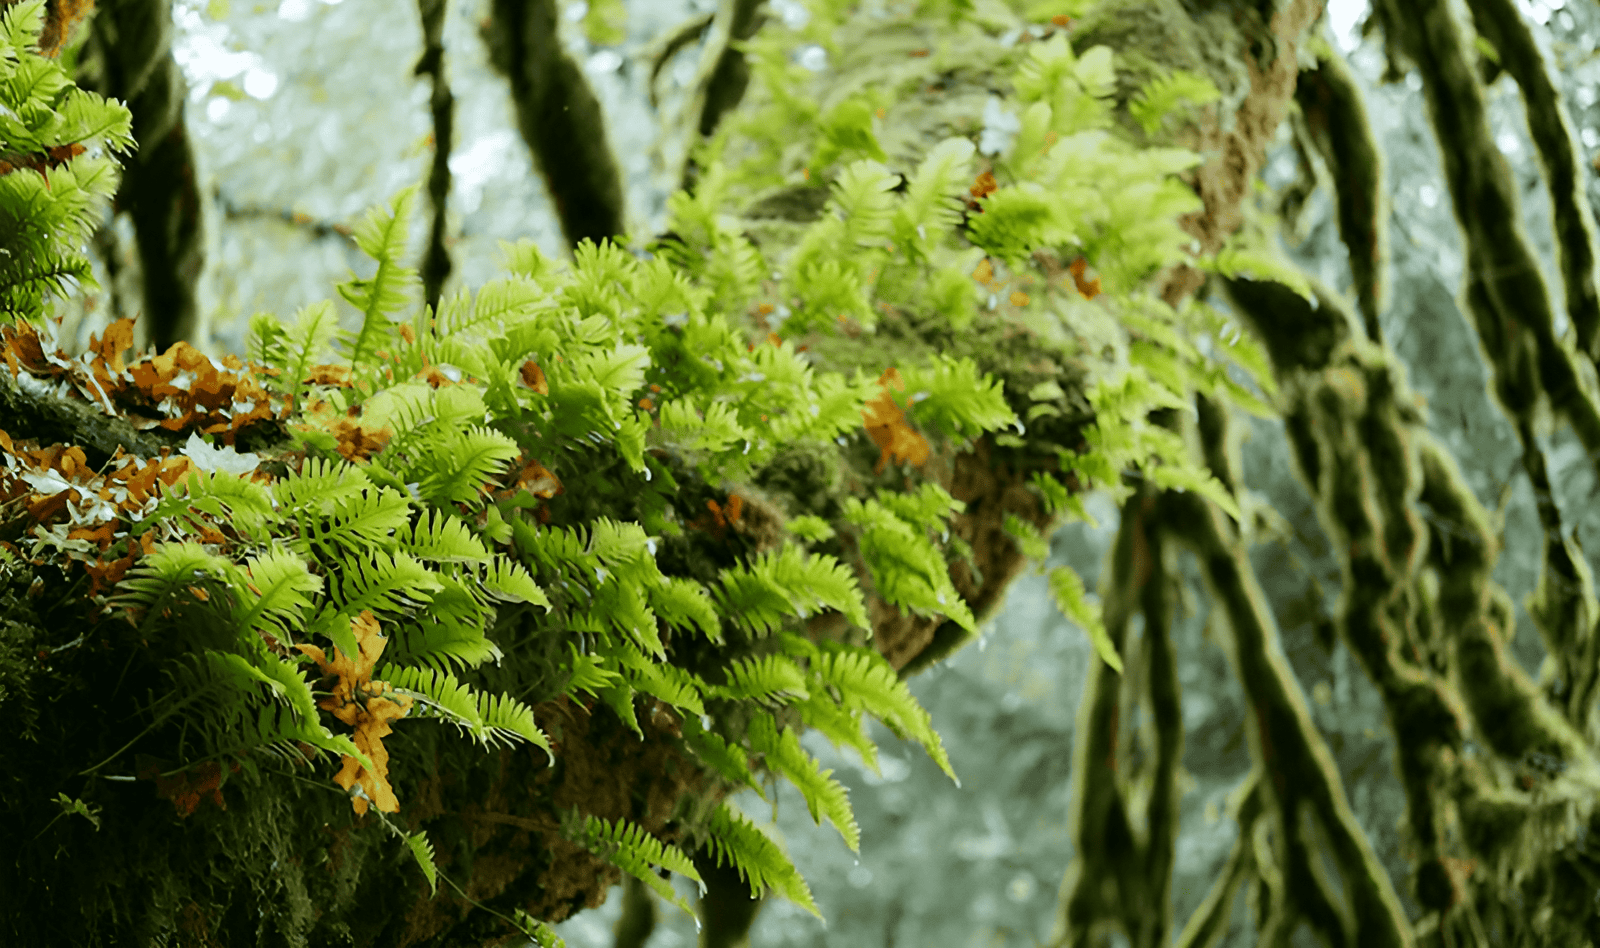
[485,0,627,252]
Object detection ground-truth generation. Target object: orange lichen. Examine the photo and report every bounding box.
[295,611,413,815]
[861,367,931,475]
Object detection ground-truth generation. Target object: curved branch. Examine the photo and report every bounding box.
[1294,35,1391,346]
[413,0,456,319]
[79,0,210,354]
[674,0,768,197]
[1461,0,1600,363]
[485,0,626,251]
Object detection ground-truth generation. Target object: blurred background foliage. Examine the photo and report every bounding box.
[47,0,1600,944]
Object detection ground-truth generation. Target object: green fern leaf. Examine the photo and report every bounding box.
[704,801,821,918]
[1047,564,1122,673]
[680,714,765,797]
[747,713,860,852]
[405,830,439,896]
[564,812,703,917]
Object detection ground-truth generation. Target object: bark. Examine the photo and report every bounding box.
[482,0,627,253]
[73,0,211,355]
[414,0,457,320]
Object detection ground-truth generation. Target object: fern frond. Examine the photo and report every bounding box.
[399,509,492,564]
[233,546,322,642]
[404,829,439,896]
[388,586,500,674]
[897,353,1019,442]
[793,691,879,775]
[608,640,707,717]
[845,496,977,633]
[597,682,644,738]
[1129,68,1220,136]
[564,643,624,699]
[747,712,860,852]
[135,468,278,543]
[472,556,551,608]
[714,545,869,638]
[377,663,484,737]
[290,487,413,560]
[564,811,703,918]
[828,159,899,250]
[106,541,238,616]
[337,184,420,367]
[703,801,821,918]
[436,276,546,338]
[711,653,809,706]
[892,136,976,261]
[271,456,374,518]
[415,425,521,507]
[811,645,956,784]
[475,690,553,758]
[647,576,724,644]
[317,551,443,630]
[680,714,764,798]
[1047,563,1123,674]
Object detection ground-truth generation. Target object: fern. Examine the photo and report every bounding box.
[0,0,133,324]
[404,830,439,896]
[1129,69,1221,136]
[562,811,703,917]
[646,576,724,644]
[400,508,493,564]
[270,456,375,518]
[809,643,957,784]
[792,689,879,775]
[703,801,821,918]
[337,184,421,371]
[288,487,413,561]
[680,714,765,798]
[607,639,707,717]
[892,137,977,263]
[710,653,810,706]
[713,544,869,639]
[564,642,624,699]
[412,425,521,507]
[895,354,1020,443]
[387,603,500,675]
[379,663,551,758]
[842,496,977,634]
[747,712,860,852]
[132,468,277,544]
[1047,564,1122,674]
[828,159,899,251]
[232,546,323,644]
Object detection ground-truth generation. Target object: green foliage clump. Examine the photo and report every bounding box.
[0,0,133,323]
[0,0,1303,936]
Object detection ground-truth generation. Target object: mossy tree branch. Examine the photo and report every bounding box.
[1293,34,1390,346]
[1218,270,1600,945]
[1157,380,1414,948]
[674,0,768,197]
[75,0,209,355]
[1461,0,1600,364]
[1053,478,1183,948]
[413,0,456,320]
[484,0,627,251]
